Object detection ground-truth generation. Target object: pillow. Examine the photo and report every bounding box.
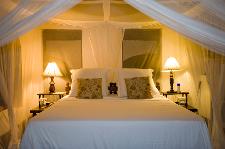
[125,77,152,99]
[76,78,103,99]
[69,68,108,97]
[117,68,160,97]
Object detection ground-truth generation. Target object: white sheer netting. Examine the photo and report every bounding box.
[186,46,225,149]
[0,39,22,149]
[126,0,225,55]
[157,0,225,31]
[0,0,225,149]
[82,23,123,69]
[0,0,81,47]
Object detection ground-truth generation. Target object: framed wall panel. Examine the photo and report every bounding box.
[122,29,161,80]
[43,29,82,92]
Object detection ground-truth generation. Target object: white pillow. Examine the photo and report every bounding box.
[117,68,160,98]
[69,68,108,97]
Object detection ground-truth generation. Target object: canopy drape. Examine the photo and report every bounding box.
[0,0,81,47]
[0,39,22,149]
[186,45,225,149]
[1,0,225,55]
[125,0,225,55]
[82,23,123,69]
[1,0,225,149]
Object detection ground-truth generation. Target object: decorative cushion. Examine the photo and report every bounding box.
[125,77,153,99]
[118,68,160,97]
[69,68,108,97]
[76,78,103,99]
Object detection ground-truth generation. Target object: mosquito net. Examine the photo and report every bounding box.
[0,0,225,149]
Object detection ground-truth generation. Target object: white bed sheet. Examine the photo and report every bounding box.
[20,97,211,149]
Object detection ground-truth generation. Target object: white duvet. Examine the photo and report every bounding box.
[20,97,211,149]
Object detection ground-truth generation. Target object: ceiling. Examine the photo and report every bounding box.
[53,0,154,22]
[0,0,157,29]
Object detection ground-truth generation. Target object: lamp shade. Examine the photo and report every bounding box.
[44,62,62,77]
[164,57,180,70]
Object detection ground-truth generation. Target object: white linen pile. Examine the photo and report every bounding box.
[20,97,211,149]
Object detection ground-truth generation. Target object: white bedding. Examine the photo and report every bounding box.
[20,97,211,149]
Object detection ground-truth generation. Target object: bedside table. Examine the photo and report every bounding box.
[31,92,66,117]
[162,91,198,113]
[162,91,189,106]
[30,103,53,117]
[37,92,66,99]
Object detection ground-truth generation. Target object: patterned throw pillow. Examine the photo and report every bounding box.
[125,77,152,99]
[76,78,103,99]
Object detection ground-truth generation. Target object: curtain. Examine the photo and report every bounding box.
[185,39,225,149]
[0,0,81,47]
[204,51,225,149]
[82,23,123,69]
[0,0,225,148]
[125,0,225,55]
[0,29,43,149]
[0,39,22,149]
[194,0,225,22]
[1,0,225,53]
[181,37,209,117]
[160,26,224,148]
[0,111,10,149]
[20,28,44,112]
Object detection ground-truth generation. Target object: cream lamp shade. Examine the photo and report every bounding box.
[44,62,62,77]
[164,57,180,70]
[163,57,180,93]
[44,62,62,93]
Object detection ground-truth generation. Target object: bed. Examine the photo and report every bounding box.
[20,97,211,149]
[20,68,212,149]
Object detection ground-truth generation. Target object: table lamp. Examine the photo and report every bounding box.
[44,62,62,93]
[163,57,180,93]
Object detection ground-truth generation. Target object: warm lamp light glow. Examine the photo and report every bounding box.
[44,62,62,93]
[164,57,180,70]
[44,62,62,77]
[163,57,180,93]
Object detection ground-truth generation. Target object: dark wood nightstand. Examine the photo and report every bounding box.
[37,92,66,99]
[30,103,53,117]
[162,91,189,106]
[30,92,65,117]
[162,91,198,113]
